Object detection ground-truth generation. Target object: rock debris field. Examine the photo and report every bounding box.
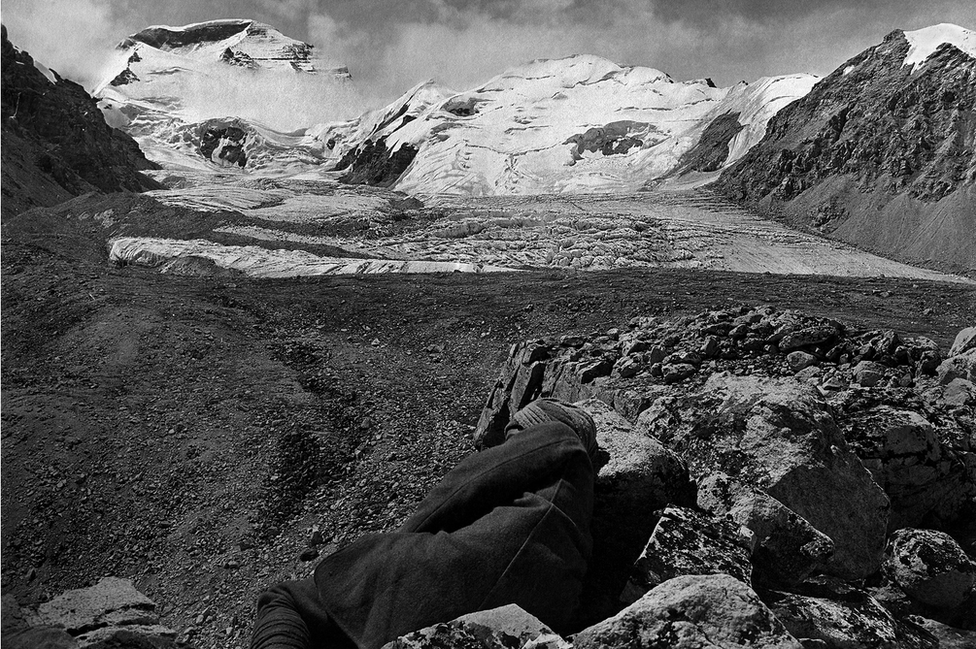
[3,219,975,649]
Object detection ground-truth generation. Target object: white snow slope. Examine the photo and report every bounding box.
[320,56,818,195]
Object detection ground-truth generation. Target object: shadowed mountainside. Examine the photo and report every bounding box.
[0,25,160,219]
[715,27,976,277]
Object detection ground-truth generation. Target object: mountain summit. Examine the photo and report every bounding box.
[102,18,341,83]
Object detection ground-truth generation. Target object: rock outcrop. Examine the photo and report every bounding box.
[1,26,160,219]
[472,307,974,644]
[2,578,179,648]
[637,373,890,580]
[715,26,976,276]
[335,137,420,187]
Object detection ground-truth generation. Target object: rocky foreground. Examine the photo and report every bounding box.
[5,306,974,648]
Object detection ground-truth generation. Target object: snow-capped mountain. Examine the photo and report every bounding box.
[95,19,817,190]
[95,19,356,172]
[716,23,976,275]
[322,55,817,195]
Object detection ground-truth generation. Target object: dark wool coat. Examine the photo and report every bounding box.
[252,422,595,649]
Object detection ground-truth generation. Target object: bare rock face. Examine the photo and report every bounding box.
[381,604,570,649]
[886,528,976,611]
[638,374,889,580]
[673,111,745,174]
[335,136,420,187]
[564,121,647,162]
[573,574,802,649]
[626,506,754,599]
[198,122,248,167]
[698,473,834,588]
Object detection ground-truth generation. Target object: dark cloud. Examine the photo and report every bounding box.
[651,0,911,26]
[2,0,972,107]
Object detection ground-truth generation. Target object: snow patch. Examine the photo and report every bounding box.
[903,23,976,71]
[33,59,58,84]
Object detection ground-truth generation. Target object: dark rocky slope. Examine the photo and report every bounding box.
[0,25,160,219]
[714,29,976,277]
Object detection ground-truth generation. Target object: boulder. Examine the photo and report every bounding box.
[698,473,834,588]
[575,399,695,627]
[381,604,569,649]
[2,595,76,649]
[853,361,887,387]
[25,578,177,648]
[780,326,840,352]
[579,399,693,504]
[625,506,753,600]
[2,595,43,633]
[787,351,817,372]
[764,580,936,649]
[612,384,670,421]
[840,406,973,531]
[886,528,976,611]
[915,618,976,649]
[794,366,822,384]
[943,378,975,408]
[38,578,157,634]
[573,574,801,649]
[662,363,696,384]
[937,349,976,385]
[949,327,976,357]
[636,374,889,579]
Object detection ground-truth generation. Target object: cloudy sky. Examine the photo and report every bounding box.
[3,0,974,108]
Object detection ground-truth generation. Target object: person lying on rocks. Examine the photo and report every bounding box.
[251,398,599,649]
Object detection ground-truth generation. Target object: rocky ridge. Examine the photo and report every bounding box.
[0,26,160,218]
[715,25,976,276]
